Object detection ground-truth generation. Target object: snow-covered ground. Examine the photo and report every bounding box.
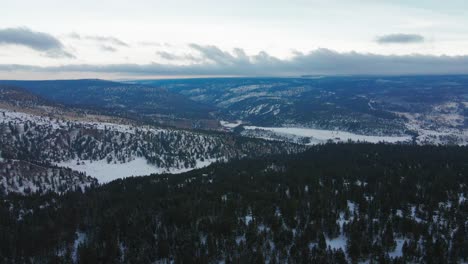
[0,108,167,135]
[326,235,347,252]
[72,231,87,263]
[58,157,219,183]
[394,108,468,145]
[389,238,407,258]
[220,120,242,129]
[0,159,96,195]
[57,157,165,183]
[243,126,412,145]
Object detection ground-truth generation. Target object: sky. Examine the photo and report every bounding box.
[1,0,468,79]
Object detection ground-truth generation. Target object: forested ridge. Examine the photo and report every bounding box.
[1,143,467,263]
[0,117,303,169]
[0,106,304,190]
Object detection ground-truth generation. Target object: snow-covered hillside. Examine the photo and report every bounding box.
[0,159,97,195]
[0,108,304,185]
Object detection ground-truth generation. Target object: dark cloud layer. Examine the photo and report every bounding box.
[376,34,425,44]
[1,46,468,76]
[0,27,73,58]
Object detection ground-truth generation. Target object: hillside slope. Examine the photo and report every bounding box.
[0,87,305,187]
[0,159,97,195]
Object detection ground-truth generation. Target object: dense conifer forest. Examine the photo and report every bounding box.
[1,143,467,263]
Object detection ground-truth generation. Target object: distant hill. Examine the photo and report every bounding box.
[135,76,468,144]
[0,79,219,129]
[0,84,51,106]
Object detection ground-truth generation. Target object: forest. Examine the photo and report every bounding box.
[1,143,467,263]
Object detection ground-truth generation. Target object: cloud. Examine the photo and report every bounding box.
[1,46,468,76]
[0,27,74,58]
[68,32,81,40]
[87,36,128,47]
[100,45,117,52]
[156,51,181,60]
[189,44,251,65]
[69,33,129,47]
[156,50,200,62]
[140,41,171,47]
[376,34,425,44]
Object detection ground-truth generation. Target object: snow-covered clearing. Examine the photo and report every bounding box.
[58,157,218,183]
[243,126,411,144]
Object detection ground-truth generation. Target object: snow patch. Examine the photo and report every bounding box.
[389,238,407,258]
[244,215,253,225]
[72,231,87,263]
[220,120,242,129]
[326,235,347,252]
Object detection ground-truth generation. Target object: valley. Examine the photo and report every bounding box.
[136,76,468,145]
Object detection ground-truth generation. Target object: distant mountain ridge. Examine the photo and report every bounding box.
[0,79,219,129]
[2,76,467,145]
[135,76,468,144]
